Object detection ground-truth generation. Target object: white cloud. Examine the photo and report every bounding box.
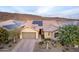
[57,8,79,19]
[35,6,55,15]
[11,6,36,14]
[48,8,79,19]
[60,8,79,15]
[2,6,78,19]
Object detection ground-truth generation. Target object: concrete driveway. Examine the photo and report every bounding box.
[12,39,36,52]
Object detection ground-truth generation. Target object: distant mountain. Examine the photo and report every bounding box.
[0,12,79,22]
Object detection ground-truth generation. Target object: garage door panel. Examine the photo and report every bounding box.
[22,32,36,39]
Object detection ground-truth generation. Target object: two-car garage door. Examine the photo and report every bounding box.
[22,32,36,39]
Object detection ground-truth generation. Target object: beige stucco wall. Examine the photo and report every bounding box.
[44,31,52,39]
[44,31,59,40]
[20,27,38,39]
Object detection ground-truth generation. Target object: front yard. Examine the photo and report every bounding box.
[0,27,21,52]
[0,39,20,52]
[33,40,79,52]
[33,41,63,52]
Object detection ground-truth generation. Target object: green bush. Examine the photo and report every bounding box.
[39,41,44,45]
[0,27,9,44]
[44,38,51,41]
[58,25,79,46]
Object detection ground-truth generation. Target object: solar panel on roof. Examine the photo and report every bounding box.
[3,20,24,29]
[32,20,43,26]
[3,24,18,29]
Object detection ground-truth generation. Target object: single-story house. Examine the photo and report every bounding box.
[20,27,38,39]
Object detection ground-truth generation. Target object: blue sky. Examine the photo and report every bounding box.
[0,6,79,19]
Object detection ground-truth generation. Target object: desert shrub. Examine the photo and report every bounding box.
[58,25,79,46]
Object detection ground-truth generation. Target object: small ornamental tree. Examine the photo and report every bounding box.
[58,25,79,46]
[0,27,9,44]
[9,27,21,43]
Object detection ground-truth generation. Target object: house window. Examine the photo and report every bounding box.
[54,32,59,38]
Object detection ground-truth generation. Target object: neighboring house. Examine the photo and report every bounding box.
[0,20,15,27]
[42,20,79,27]
[0,20,25,30]
[20,27,38,39]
